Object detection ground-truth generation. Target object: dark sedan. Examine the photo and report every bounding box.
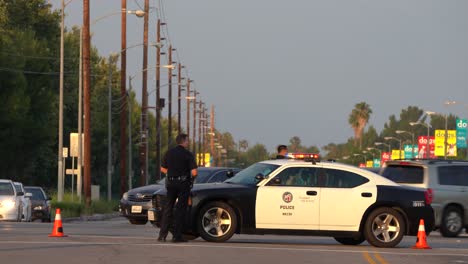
[24,186,51,222]
[119,167,240,225]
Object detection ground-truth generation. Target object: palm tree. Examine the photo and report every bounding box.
[348,102,372,149]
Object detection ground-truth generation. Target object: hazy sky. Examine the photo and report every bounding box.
[51,0,468,153]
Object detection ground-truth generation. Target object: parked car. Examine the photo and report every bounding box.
[0,179,23,221]
[24,186,51,222]
[120,167,240,225]
[380,159,468,237]
[149,154,434,248]
[14,182,32,222]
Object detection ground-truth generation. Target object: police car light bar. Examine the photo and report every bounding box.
[289,153,320,160]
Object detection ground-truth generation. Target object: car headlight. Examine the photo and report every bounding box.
[34,206,43,210]
[122,192,128,200]
[1,200,15,209]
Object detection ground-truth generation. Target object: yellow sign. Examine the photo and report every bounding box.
[196,153,211,167]
[391,150,404,160]
[366,161,374,168]
[434,130,457,157]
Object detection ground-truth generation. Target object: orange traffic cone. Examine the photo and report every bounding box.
[412,219,430,249]
[49,208,67,237]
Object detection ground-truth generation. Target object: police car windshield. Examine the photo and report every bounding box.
[225,163,279,185]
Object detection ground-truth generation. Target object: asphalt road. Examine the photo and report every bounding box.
[1,216,468,264]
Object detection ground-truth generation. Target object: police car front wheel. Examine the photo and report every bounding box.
[198,201,237,242]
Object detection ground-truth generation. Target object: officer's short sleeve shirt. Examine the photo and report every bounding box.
[162,145,197,177]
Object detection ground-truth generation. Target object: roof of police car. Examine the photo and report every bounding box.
[258,158,399,186]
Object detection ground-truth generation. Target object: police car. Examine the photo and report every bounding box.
[148,154,435,248]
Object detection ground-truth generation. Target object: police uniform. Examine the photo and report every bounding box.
[158,145,197,242]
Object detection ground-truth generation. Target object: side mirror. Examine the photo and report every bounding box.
[226,170,234,178]
[255,173,265,182]
[25,192,33,198]
[17,191,24,196]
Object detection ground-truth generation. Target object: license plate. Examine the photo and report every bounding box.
[131,205,142,213]
[147,210,155,221]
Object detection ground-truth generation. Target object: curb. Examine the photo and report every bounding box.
[61,212,121,223]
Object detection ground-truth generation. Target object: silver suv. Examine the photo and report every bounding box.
[380,159,468,237]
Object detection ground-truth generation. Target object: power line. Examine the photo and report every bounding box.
[0,51,76,61]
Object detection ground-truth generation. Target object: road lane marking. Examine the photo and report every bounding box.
[363,252,377,264]
[2,240,468,257]
[374,253,389,264]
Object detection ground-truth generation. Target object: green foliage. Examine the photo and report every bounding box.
[50,192,118,217]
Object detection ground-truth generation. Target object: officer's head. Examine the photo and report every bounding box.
[176,133,189,148]
[277,145,288,155]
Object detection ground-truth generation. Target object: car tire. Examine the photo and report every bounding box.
[197,201,237,242]
[129,219,148,225]
[364,207,405,248]
[334,236,366,246]
[440,206,463,237]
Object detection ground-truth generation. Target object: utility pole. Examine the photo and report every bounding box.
[139,0,149,186]
[167,45,173,146]
[186,78,191,149]
[193,90,198,155]
[198,101,203,166]
[107,56,112,201]
[77,28,83,199]
[128,77,133,189]
[210,105,215,166]
[155,19,162,181]
[119,0,127,196]
[202,110,207,166]
[83,0,91,207]
[177,64,182,134]
[57,0,65,202]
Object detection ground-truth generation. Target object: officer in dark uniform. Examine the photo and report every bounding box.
[158,133,197,243]
[276,144,288,159]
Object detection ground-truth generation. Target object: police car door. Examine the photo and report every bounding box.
[256,166,320,230]
[318,167,376,231]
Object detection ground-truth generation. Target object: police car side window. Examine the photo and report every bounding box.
[267,167,317,187]
[323,169,369,188]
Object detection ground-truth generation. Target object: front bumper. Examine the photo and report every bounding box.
[119,199,152,220]
[0,208,18,221]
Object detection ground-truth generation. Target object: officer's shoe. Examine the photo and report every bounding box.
[157,236,166,242]
[172,237,188,243]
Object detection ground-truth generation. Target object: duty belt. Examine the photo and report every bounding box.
[168,175,189,181]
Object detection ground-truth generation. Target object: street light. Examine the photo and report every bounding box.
[384,136,403,160]
[374,142,391,153]
[396,130,415,158]
[353,153,366,165]
[367,147,381,160]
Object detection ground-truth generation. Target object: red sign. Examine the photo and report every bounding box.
[359,163,366,168]
[417,136,435,158]
[381,152,391,163]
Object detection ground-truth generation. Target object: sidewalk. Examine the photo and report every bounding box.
[62,212,122,223]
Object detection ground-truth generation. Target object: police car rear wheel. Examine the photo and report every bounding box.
[198,201,237,242]
[364,207,405,248]
[334,236,365,245]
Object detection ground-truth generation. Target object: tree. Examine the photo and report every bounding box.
[348,102,372,149]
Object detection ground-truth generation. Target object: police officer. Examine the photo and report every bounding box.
[158,133,197,243]
[276,145,288,159]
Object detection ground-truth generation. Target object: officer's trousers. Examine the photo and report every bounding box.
[159,180,191,240]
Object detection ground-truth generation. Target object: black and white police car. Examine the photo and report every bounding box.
[148,154,435,248]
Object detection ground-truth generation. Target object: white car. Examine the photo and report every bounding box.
[14,182,32,222]
[0,179,23,221]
